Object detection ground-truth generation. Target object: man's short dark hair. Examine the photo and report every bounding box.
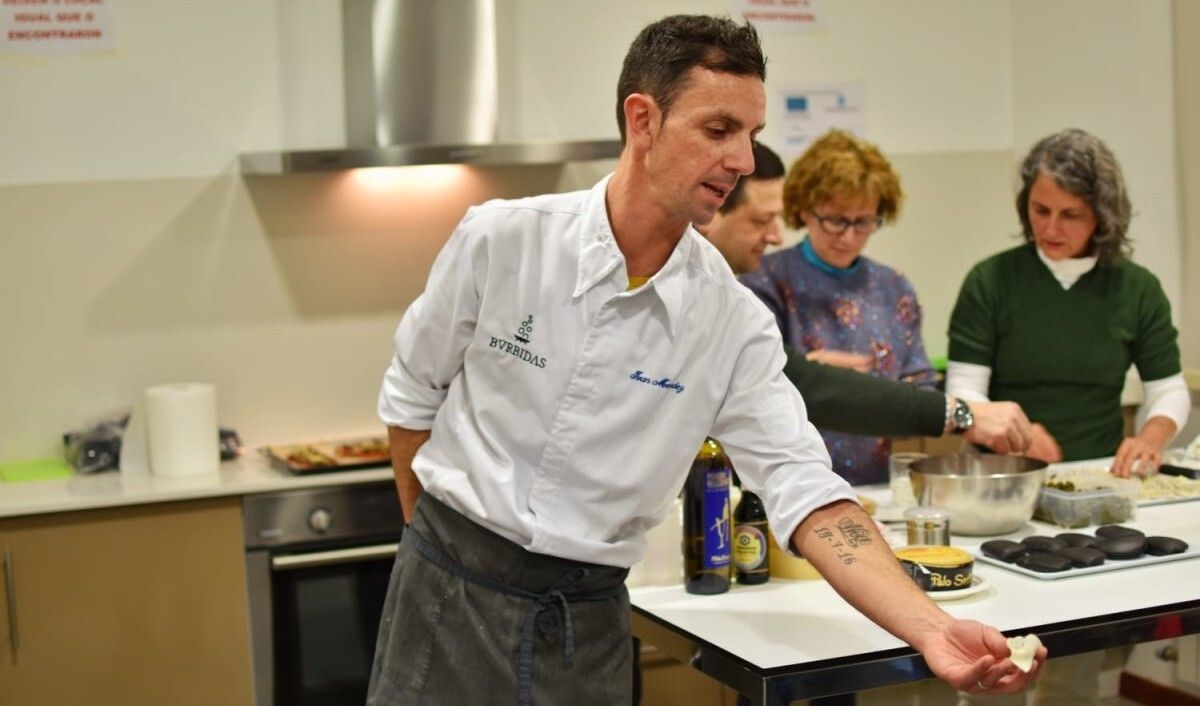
[719,142,785,214]
[616,15,766,144]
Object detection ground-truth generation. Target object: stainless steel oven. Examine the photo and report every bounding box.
[243,481,404,706]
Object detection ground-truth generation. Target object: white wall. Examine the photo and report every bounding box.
[1010,0,1181,319]
[0,0,1185,463]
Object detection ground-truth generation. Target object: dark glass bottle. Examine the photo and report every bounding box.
[733,491,770,585]
[683,438,732,594]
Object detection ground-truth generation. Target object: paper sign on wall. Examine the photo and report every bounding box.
[778,83,866,165]
[1,0,117,56]
[731,0,822,33]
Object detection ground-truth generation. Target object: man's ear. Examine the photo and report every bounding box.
[623,93,659,149]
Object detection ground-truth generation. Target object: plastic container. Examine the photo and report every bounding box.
[1034,486,1137,528]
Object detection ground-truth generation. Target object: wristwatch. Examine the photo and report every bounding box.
[950,397,975,434]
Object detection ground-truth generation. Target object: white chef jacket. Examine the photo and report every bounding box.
[379,175,856,567]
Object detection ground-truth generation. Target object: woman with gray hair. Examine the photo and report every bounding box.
[945,129,1190,705]
[947,127,1188,477]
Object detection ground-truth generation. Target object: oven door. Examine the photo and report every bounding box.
[247,538,401,706]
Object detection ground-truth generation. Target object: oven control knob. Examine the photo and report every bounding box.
[308,507,333,533]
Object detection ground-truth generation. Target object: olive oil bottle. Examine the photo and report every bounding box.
[733,490,770,584]
[683,438,732,594]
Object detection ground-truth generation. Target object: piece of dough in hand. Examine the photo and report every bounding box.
[1006,634,1042,672]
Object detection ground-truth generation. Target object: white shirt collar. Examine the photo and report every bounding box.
[572,174,692,337]
[1036,245,1098,289]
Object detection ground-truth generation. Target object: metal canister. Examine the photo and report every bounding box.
[903,506,952,546]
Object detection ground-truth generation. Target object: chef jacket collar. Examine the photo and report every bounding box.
[573,174,691,338]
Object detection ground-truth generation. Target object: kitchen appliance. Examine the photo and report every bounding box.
[243,482,404,706]
[239,0,620,173]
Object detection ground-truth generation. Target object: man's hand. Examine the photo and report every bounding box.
[805,349,874,373]
[920,620,1046,694]
[1025,423,1063,464]
[387,426,431,523]
[962,401,1033,454]
[792,501,1044,696]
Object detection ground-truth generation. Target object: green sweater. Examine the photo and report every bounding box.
[783,348,946,438]
[948,244,1180,461]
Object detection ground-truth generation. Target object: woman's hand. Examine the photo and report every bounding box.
[1111,416,1176,477]
[1025,423,1062,463]
[1111,438,1161,477]
[805,348,874,373]
[1108,415,1176,477]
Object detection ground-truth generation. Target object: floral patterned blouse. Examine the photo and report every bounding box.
[740,239,937,485]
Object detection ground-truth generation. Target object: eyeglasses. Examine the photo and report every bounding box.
[812,212,883,236]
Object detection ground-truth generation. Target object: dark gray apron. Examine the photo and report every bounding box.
[366,493,632,706]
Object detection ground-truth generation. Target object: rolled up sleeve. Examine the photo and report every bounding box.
[378,211,484,429]
[710,309,858,554]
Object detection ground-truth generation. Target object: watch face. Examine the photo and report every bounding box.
[954,401,974,430]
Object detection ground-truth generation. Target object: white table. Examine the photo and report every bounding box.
[631,498,1200,705]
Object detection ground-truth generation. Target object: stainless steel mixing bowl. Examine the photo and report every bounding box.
[908,454,1048,536]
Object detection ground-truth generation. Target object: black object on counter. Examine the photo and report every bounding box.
[1146,536,1189,556]
[1053,546,1106,568]
[732,491,770,585]
[1016,551,1072,572]
[1021,535,1067,553]
[1055,532,1099,548]
[1159,464,1200,480]
[1095,525,1145,540]
[981,539,1027,563]
[1095,534,1147,560]
[683,439,732,595]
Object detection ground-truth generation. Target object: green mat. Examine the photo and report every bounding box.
[0,458,73,483]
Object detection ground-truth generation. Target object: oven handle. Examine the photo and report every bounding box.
[271,542,400,571]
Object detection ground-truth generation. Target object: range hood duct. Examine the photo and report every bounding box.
[240,0,621,174]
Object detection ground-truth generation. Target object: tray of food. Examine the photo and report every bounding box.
[263,436,390,474]
[974,525,1197,580]
[1038,465,1200,520]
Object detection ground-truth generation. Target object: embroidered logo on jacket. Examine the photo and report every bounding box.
[488,314,547,368]
[629,370,685,394]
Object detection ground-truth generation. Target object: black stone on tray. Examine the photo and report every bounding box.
[1146,536,1189,556]
[1021,535,1067,553]
[1015,551,1073,573]
[1055,532,1099,548]
[1095,534,1147,560]
[1053,546,1106,568]
[1095,525,1145,540]
[981,539,1028,563]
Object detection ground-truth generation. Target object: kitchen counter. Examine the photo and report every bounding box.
[0,453,394,518]
[631,493,1200,705]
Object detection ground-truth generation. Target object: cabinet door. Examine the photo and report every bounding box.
[0,497,253,706]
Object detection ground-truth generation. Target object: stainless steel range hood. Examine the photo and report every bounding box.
[240,0,621,174]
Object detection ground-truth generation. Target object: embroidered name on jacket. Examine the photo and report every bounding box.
[488,314,547,368]
[629,370,685,394]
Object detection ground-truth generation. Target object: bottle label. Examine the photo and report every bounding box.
[703,468,731,569]
[733,524,767,571]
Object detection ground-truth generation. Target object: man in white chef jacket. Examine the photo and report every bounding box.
[370,14,1044,706]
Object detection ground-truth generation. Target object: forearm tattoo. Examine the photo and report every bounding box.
[813,517,874,565]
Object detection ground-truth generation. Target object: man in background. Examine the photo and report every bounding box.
[694,141,1033,452]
